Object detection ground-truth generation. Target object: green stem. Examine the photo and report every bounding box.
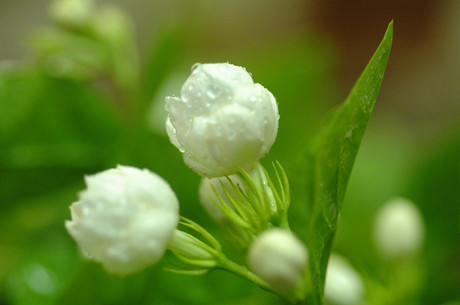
[217,255,273,293]
[218,254,308,304]
[278,210,291,231]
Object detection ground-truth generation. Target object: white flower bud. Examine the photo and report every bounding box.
[50,0,94,29]
[65,165,179,275]
[92,4,133,45]
[324,254,364,305]
[165,63,279,177]
[374,197,424,258]
[248,229,307,292]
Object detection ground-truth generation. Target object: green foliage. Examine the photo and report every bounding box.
[301,22,393,304]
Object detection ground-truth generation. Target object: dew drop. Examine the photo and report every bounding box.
[207,85,220,100]
[191,63,201,72]
[207,91,216,99]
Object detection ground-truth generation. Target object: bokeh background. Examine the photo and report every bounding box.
[0,0,459,304]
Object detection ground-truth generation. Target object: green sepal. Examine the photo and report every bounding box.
[162,267,209,276]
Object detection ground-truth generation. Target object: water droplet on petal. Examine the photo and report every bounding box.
[207,85,220,100]
[207,91,215,99]
[191,63,201,72]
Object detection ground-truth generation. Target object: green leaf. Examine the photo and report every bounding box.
[304,22,393,304]
[0,69,122,206]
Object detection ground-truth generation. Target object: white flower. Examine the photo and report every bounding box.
[324,254,364,305]
[374,197,424,258]
[165,63,279,177]
[248,229,308,292]
[65,165,179,275]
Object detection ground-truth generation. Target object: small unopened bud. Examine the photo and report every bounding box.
[324,254,364,305]
[50,0,94,30]
[92,4,133,45]
[374,197,424,258]
[248,229,307,292]
[65,165,179,275]
[168,230,217,265]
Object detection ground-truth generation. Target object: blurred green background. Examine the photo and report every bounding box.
[0,0,459,304]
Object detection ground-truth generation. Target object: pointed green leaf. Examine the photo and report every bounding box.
[305,22,393,304]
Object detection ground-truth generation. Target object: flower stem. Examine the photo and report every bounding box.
[217,255,273,293]
[278,210,291,231]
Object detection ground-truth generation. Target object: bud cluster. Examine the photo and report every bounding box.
[65,63,308,303]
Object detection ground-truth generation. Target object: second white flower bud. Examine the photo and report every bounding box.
[248,229,308,292]
[374,197,424,258]
[324,254,364,305]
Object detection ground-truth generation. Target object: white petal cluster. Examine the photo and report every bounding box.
[248,229,308,292]
[324,254,364,305]
[374,197,424,258]
[65,165,179,275]
[165,63,279,177]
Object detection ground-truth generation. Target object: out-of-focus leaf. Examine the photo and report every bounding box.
[55,262,157,305]
[142,29,185,108]
[30,28,110,81]
[241,32,339,164]
[0,189,78,304]
[408,132,460,305]
[91,3,140,95]
[56,258,279,305]
[4,226,79,305]
[0,69,122,205]
[0,182,82,294]
[302,22,393,304]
